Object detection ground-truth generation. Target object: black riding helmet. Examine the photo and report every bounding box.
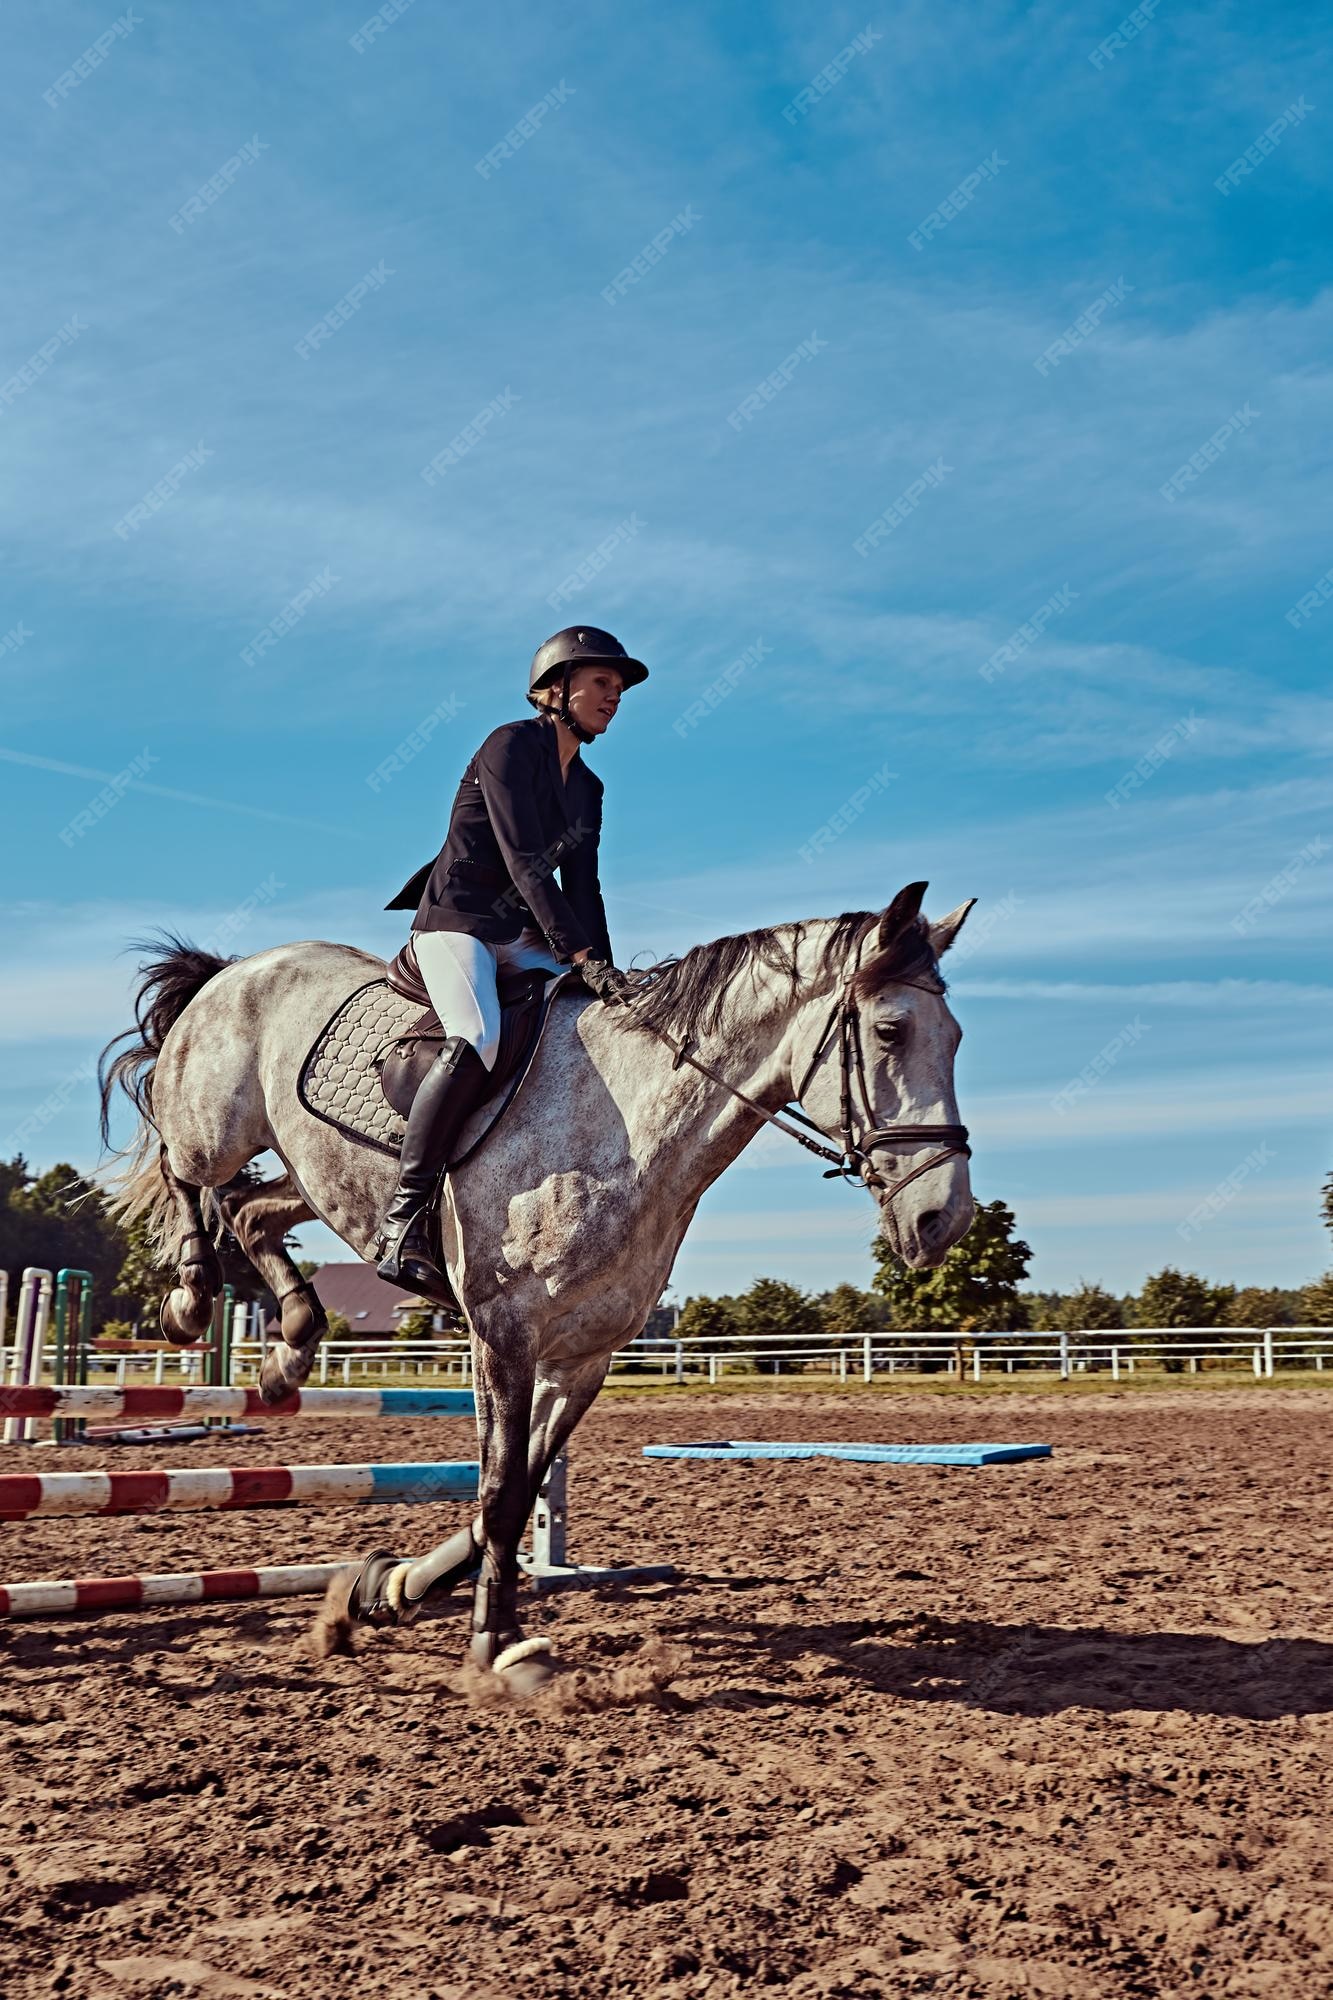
[528,625,648,697]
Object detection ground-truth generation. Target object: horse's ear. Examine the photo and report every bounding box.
[877,882,928,952]
[929,898,977,957]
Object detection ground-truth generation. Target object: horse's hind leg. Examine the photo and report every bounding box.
[158,1149,224,1345]
[214,1170,328,1404]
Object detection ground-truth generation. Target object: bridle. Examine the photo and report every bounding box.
[634,932,970,1208]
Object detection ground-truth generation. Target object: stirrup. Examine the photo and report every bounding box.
[375,1211,456,1305]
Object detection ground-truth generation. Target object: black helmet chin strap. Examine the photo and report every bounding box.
[556,665,595,745]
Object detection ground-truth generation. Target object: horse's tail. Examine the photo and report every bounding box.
[96,934,236,1238]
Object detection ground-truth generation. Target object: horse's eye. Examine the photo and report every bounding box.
[876,1020,905,1048]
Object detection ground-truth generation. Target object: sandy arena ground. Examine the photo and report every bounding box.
[2,1385,1332,1999]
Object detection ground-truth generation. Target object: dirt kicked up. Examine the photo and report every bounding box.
[3,1385,1333,1999]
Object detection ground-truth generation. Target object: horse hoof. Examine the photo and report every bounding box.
[478,1635,556,1697]
[310,1552,411,1657]
[259,1339,316,1405]
[159,1288,210,1347]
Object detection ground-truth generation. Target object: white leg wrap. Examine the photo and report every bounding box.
[385,1561,418,1621]
[492,1636,552,1675]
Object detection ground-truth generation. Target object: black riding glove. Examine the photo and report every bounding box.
[580,957,635,1005]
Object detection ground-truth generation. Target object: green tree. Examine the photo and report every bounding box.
[816,1282,889,1340]
[1054,1282,1123,1332]
[1222,1286,1302,1328]
[0,1161,127,1322]
[734,1276,824,1342]
[872,1198,1032,1331]
[1023,1290,1064,1332]
[675,1294,739,1343]
[1130,1268,1233,1328]
[1299,1273,1333,1327]
[733,1277,823,1374]
[393,1303,465,1339]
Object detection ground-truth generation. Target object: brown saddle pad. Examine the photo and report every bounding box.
[298,951,570,1158]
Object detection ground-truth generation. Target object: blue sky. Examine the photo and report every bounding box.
[2,0,1329,1303]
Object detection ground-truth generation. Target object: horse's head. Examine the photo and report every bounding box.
[792,882,975,1269]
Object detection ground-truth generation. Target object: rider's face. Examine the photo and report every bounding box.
[563,665,625,735]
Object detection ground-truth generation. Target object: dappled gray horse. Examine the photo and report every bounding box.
[99,881,975,1691]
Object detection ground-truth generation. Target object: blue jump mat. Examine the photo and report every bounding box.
[643,1440,1052,1467]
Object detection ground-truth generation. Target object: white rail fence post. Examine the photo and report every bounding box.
[4,1269,53,1445]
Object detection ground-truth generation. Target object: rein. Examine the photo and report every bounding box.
[630,936,970,1207]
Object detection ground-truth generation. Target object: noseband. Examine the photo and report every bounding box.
[636,938,970,1208]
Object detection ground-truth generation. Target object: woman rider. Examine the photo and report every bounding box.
[375,625,646,1297]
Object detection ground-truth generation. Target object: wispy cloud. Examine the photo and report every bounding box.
[0,747,359,838]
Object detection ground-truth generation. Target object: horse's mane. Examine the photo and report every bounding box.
[626,909,943,1043]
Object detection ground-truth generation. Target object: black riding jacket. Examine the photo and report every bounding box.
[386,715,612,964]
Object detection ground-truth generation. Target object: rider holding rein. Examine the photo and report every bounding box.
[376,625,646,1296]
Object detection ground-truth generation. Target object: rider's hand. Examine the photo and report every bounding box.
[579,956,635,1005]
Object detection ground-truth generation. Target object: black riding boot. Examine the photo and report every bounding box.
[375,1035,491,1298]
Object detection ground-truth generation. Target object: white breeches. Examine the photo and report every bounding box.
[411,928,564,1071]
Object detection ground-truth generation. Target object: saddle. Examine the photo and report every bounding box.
[378,937,567,1157]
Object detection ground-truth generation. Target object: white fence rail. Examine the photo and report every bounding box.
[5,1326,1327,1394]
